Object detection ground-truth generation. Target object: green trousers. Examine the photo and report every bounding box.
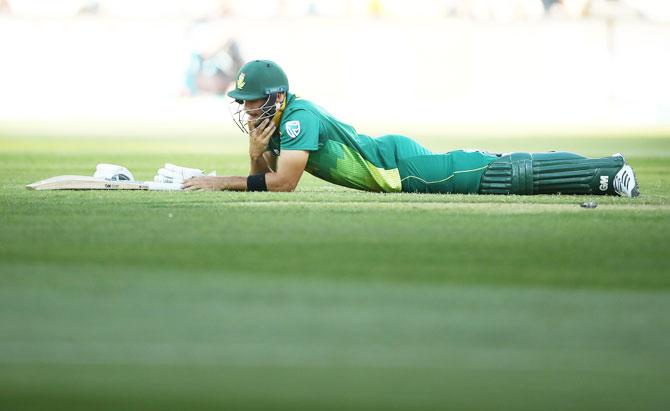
[397,148,624,195]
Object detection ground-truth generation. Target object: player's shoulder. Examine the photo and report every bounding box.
[280,98,319,129]
[283,96,320,118]
[279,97,321,141]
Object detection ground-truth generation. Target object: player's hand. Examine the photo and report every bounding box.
[181,176,227,191]
[249,118,276,161]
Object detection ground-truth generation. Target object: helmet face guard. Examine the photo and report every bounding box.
[229,93,279,134]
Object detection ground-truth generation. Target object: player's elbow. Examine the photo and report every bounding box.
[271,181,298,192]
[269,176,299,192]
[266,168,303,192]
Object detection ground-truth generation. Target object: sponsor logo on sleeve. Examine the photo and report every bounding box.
[285,120,301,138]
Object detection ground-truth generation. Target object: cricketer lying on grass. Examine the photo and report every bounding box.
[192,60,637,197]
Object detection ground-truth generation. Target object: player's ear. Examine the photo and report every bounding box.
[277,92,286,104]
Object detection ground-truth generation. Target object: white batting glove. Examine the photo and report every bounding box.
[94,163,135,181]
[165,163,205,178]
[153,163,215,183]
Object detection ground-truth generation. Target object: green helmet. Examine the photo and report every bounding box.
[227,59,289,101]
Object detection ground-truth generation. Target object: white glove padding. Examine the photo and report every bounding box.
[153,163,215,183]
[165,163,205,179]
[94,163,135,181]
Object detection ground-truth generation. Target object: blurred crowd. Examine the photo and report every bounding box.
[3,0,664,98]
[0,0,668,22]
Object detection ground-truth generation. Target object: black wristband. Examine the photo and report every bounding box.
[247,173,268,192]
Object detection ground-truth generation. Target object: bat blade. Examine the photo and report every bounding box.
[26,175,181,191]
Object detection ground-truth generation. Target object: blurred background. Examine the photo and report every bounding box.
[1,0,669,137]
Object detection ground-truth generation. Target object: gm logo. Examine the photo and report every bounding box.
[599,176,609,191]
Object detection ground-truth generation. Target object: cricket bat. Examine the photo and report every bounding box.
[26,175,182,191]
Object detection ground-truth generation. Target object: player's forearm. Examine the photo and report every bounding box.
[213,176,247,191]
[182,172,298,192]
[264,152,277,172]
[249,156,269,174]
[249,152,277,174]
[215,173,295,192]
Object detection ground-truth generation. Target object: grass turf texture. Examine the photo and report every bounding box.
[1,129,669,410]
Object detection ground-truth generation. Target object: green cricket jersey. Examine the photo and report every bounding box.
[268,93,433,192]
[265,93,625,196]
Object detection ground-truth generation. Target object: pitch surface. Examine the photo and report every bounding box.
[1,130,669,410]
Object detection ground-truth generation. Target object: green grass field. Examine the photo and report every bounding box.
[1,127,669,410]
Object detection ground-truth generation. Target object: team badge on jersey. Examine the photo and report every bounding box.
[285,120,301,138]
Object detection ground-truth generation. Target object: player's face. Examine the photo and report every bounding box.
[229,93,285,134]
[244,98,267,122]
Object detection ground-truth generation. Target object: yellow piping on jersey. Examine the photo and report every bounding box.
[400,165,490,184]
